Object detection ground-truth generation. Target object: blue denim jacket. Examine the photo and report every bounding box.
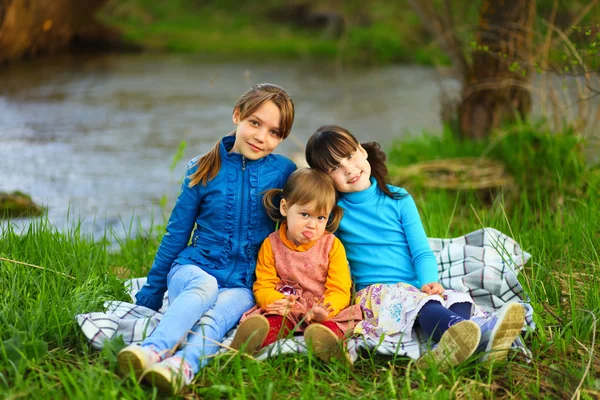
[136,135,296,311]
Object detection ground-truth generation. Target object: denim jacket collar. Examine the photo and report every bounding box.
[219,135,268,169]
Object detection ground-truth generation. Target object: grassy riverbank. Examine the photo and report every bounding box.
[97,0,447,65]
[1,125,599,398]
[97,0,597,67]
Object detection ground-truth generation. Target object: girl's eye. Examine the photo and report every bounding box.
[317,216,327,221]
[348,153,354,159]
[300,213,309,217]
[250,120,259,126]
[270,130,280,136]
[330,166,339,173]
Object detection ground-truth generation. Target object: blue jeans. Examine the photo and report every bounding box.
[141,264,255,373]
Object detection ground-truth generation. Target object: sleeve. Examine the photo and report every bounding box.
[135,159,202,311]
[323,237,352,318]
[400,194,439,287]
[253,238,285,308]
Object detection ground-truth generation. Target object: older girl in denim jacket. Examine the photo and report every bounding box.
[117,83,296,395]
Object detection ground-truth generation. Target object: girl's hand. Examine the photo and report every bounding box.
[265,295,297,316]
[306,296,333,323]
[421,282,444,295]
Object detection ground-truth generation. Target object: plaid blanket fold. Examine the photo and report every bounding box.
[76,227,535,362]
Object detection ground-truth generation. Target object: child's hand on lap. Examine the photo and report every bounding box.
[306,296,333,323]
[421,282,444,295]
[265,295,298,316]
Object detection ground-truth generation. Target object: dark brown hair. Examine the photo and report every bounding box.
[305,125,405,200]
[262,168,343,233]
[189,83,295,187]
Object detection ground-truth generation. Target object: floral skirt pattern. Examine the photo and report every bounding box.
[354,283,489,343]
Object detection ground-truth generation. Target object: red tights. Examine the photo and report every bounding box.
[261,315,344,348]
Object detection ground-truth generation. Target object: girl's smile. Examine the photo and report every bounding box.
[230,100,283,160]
[328,145,372,193]
[348,171,362,184]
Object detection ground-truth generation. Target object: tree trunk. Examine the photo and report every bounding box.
[458,0,536,139]
[0,0,120,64]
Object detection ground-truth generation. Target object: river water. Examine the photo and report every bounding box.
[0,53,461,238]
[0,53,595,239]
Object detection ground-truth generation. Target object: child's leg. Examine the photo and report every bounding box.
[141,264,219,353]
[417,301,465,342]
[448,302,473,320]
[170,286,255,373]
[262,315,295,347]
[142,286,254,395]
[319,321,344,339]
[118,264,218,378]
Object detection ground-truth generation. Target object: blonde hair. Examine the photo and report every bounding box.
[262,168,343,233]
[189,83,295,187]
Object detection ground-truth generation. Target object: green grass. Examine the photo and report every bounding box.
[1,123,599,398]
[97,0,448,65]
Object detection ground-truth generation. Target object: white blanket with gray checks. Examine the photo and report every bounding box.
[76,227,534,362]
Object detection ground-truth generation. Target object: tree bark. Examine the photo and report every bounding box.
[0,0,118,64]
[458,0,536,139]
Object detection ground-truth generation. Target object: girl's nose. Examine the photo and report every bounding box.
[254,128,266,143]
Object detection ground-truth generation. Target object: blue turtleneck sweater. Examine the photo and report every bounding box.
[337,178,438,291]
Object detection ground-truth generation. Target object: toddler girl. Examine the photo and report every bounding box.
[230,168,362,363]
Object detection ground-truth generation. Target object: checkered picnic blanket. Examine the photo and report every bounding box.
[76,227,535,362]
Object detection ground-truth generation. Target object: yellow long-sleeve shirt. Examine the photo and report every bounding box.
[253,224,352,319]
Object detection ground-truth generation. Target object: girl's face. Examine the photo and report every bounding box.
[280,200,330,246]
[327,145,372,193]
[231,100,283,160]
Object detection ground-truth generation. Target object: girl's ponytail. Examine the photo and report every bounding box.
[262,188,285,222]
[188,132,234,187]
[326,204,344,233]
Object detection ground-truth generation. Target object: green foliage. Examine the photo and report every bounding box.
[1,124,599,397]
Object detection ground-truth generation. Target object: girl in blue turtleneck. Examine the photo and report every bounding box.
[305,125,525,369]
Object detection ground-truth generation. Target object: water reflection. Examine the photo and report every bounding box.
[1,53,595,238]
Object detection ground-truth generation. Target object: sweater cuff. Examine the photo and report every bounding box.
[135,290,163,312]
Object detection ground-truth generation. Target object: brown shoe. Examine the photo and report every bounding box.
[230,314,270,354]
[304,324,352,364]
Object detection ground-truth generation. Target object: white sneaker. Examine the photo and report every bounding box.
[117,344,162,379]
[141,356,194,395]
[473,302,525,362]
[417,320,481,370]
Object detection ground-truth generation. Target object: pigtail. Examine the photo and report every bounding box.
[189,131,235,187]
[361,141,406,200]
[262,189,285,223]
[326,204,344,233]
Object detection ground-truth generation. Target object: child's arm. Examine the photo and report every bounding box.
[135,160,202,311]
[400,194,439,289]
[253,238,286,309]
[322,237,352,319]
